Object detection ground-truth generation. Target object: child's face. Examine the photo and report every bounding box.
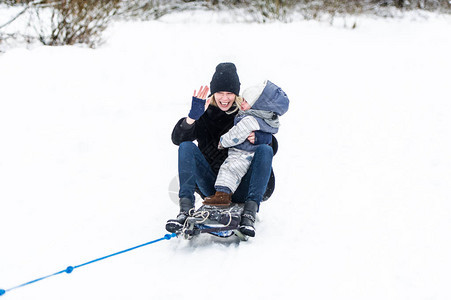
[241,99,251,111]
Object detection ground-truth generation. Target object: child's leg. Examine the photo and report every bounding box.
[214,149,253,194]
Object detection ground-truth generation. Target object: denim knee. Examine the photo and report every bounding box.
[178,141,196,153]
[254,144,274,158]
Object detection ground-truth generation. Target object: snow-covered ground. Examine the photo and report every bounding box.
[1,10,451,300]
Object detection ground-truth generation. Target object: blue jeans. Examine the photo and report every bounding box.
[178,141,273,209]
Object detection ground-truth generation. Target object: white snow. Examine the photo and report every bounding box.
[1,9,451,300]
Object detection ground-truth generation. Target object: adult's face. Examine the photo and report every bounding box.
[214,92,236,111]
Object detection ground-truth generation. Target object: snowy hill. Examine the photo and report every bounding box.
[1,10,451,300]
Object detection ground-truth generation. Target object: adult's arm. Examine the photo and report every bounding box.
[171,117,196,145]
[171,86,210,145]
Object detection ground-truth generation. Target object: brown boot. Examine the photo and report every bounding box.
[203,191,232,206]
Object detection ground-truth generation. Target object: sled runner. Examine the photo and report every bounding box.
[178,204,249,241]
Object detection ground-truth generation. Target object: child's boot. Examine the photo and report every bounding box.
[203,191,232,206]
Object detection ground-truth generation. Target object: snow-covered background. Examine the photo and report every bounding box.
[1,9,451,300]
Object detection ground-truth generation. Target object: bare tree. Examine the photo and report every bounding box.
[29,0,121,47]
[395,0,405,8]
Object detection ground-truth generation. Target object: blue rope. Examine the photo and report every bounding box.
[0,233,177,296]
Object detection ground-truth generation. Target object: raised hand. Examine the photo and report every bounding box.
[193,85,209,99]
[188,85,210,121]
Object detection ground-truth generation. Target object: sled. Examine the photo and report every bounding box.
[178,203,249,241]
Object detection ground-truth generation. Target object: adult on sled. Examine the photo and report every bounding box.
[165,62,277,237]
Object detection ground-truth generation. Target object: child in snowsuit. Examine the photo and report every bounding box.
[203,80,289,207]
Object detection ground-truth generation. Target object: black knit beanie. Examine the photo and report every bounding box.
[209,62,241,96]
